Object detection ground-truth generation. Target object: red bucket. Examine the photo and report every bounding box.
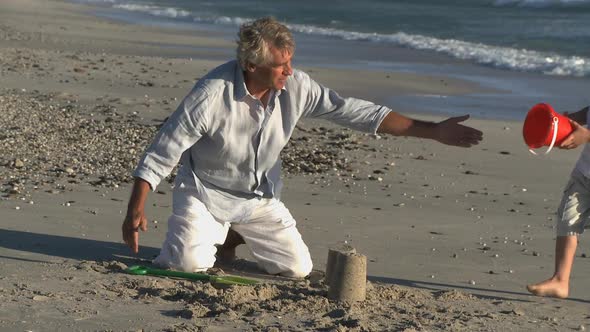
[523,103,572,153]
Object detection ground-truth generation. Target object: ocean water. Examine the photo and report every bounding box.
[72,0,590,120]
[75,0,590,77]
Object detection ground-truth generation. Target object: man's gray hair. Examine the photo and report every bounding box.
[237,17,295,70]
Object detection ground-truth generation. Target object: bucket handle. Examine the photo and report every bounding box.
[529,116,559,155]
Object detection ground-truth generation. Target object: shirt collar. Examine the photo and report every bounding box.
[234,62,249,101]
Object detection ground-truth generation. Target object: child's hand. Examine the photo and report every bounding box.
[559,120,590,149]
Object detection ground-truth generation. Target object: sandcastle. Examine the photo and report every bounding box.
[325,244,367,302]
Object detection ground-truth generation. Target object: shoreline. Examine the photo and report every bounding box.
[68,0,590,122]
[2,0,590,331]
[1,0,508,121]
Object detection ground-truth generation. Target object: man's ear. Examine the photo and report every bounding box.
[246,62,256,73]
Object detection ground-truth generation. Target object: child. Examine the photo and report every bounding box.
[527,105,590,298]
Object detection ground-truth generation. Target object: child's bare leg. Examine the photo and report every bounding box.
[527,235,577,298]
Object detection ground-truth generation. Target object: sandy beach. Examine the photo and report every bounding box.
[2,0,590,331]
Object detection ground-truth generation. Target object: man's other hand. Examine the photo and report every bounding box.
[122,209,148,254]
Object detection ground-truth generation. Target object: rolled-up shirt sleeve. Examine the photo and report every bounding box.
[301,73,391,134]
[133,87,209,190]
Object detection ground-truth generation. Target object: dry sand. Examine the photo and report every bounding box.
[2,0,590,331]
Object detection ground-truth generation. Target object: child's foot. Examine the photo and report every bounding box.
[526,279,569,298]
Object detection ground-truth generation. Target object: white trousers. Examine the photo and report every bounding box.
[153,185,313,278]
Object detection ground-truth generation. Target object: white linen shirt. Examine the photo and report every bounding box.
[134,60,391,220]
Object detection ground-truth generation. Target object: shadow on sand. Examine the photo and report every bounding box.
[0,228,159,266]
[368,275,590,304]
[1,229,587,304]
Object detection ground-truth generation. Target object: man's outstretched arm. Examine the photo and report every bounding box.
[377,112,483,148]
[122,177,151,253]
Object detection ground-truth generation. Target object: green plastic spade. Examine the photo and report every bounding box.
[125,265,258,286]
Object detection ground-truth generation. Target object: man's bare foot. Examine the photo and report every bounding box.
[526,278,569,298]
[216,229,245,263]
[216,246,237,263]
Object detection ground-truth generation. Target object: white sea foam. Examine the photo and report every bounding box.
[287,24,590,77]
[493,0,590,7]
[113,4,190,19]
[207,16,250,26]
[75,0,120,3]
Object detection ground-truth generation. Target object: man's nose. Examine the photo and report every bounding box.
[283,62,293,76]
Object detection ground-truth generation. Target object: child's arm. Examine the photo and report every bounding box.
[567,105,589,125]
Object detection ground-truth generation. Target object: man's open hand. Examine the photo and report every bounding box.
[435,115,483,147]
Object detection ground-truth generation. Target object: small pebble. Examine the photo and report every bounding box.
[32,295,50,302]
[512,309,525,316]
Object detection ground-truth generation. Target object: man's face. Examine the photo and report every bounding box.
[249,47,293,91]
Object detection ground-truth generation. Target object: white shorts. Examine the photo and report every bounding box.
[556,169,590,237]
[153,185,313,278]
